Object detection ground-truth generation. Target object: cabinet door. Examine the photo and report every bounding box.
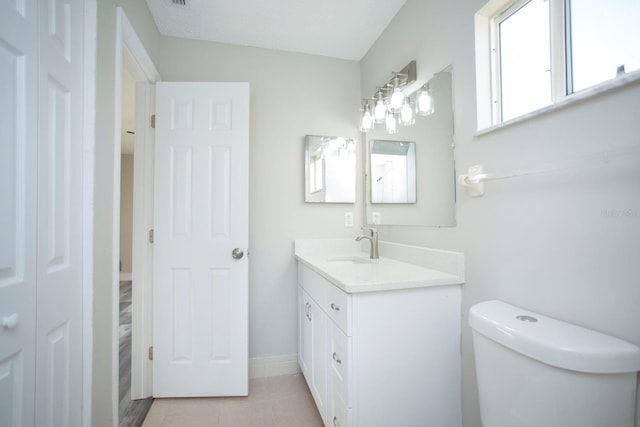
[309,297,327,424]
[328,379,351,427]
[328,321,351,407]
[298,286,312,378]
[299,287,328,424]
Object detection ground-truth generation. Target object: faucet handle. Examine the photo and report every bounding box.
[361,227,377,236]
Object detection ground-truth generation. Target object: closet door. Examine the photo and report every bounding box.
[35,0,85,424]
[1,1,85,425]
[0,0,38,426]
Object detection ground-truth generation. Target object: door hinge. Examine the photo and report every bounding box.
[148,229,154,244]
[148,346,153,360]
[151,114,156,129]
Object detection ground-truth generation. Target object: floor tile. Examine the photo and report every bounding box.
[271,393,323,427]
[142,374,322,427]
[268,374,310,399]
[218,401,274,427]
[161,411,219,427]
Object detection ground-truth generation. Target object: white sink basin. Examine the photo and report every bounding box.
[325,256,374,265]
[294,238,465,293]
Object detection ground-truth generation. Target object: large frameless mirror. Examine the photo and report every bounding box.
[365,65,456,226]
[370,140,417,204]
[305,135,356,203]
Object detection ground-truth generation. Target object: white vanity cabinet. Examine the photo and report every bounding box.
[297,263,463,427]
[298,285,328,423]
[327,319,352,427]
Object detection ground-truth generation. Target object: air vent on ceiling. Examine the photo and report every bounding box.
[165,0,189,8]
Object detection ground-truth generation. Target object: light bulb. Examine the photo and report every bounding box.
[360,102,373,132]
[361,111,373,132]
[346,140,356,153]
[400,98,414,126]
[390,87,404,111]
[385,112,398,134]
[374,98,386,123]
[416,87,434,116]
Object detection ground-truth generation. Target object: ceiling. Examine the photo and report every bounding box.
[123,1,408,155]
[145,0,407,60]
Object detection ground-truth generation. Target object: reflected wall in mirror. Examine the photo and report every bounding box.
[305,135,356,203]
[370,140,416,203]
[366,66,456,226]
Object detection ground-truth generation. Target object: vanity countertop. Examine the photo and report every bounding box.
[294,238,465,293]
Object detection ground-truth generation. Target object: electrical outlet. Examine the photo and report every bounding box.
[344,212,353,228]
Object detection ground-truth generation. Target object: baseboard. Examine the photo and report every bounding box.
[249,354,301,379]
[120,273,132,281]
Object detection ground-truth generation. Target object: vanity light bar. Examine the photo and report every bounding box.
[361,60,418,134]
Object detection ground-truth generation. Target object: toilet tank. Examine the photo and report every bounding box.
[469,300,640,427]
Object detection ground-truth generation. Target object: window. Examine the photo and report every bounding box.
[567,0,640,92]
[309,152,324,193]
[498,0,552,121]
[475,0,640,128]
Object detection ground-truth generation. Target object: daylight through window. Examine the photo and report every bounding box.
[477,0,640,127]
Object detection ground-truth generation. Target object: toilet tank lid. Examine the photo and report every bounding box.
[469,300,640,374]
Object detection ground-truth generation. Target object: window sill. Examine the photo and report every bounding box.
[475,69,640,137]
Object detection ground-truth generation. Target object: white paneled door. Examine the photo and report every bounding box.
[0,0,85,426]
[153,83,249,397]
[35,0,85,424]
[0,0,38,425]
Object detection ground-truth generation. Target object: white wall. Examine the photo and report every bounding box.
[94,1,159,425]
[156,37,362,358]
[93,2,640,425]
[361,1,640,426]
[119,154,134,276]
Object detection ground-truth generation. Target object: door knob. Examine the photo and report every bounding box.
[2,313,19,329]
[231,248,244,259]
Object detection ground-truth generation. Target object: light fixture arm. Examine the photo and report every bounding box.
[360,60,418,134]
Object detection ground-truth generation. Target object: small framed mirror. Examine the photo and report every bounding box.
[305,135,356,203]
[370,139,417,204]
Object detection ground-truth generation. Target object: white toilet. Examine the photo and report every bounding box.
[469,300,640,427]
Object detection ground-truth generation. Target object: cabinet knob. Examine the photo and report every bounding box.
[332,352,342,364]
[333,416,341,427]
[330,303,340,312]
[2,313,19,329]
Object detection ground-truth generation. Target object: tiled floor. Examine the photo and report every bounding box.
[120,280,153,426]
[142,374,323,427]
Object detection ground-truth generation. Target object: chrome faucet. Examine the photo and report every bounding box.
[356,227,379,259]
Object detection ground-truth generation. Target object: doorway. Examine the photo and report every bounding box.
[113,7,161,424]
[119,67,152,425]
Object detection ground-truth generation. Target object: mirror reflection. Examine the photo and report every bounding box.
[365,66,455,226]
[370,140,416,204]
[305,135,356,203]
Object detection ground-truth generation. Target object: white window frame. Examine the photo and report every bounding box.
[475,0,640,133]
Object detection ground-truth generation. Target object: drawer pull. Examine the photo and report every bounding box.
[332,352,342,364]
[2,313,19,329]
[330,303,340,312]
[333,416,341,427]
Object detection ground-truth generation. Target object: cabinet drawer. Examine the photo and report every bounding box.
[329,321,351,406]
[328,382,351,427]
[326,283,351,335]
[300,265,328,308]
